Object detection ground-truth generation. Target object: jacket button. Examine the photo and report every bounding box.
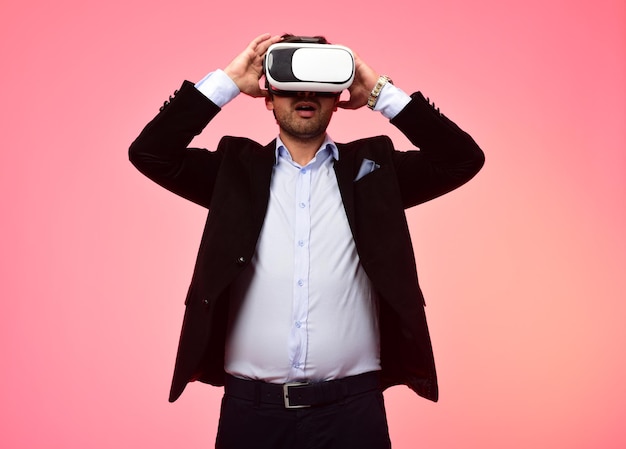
[236,256,246,265]
[203,299,209,305]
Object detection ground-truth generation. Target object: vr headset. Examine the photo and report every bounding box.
[264,42,355,95]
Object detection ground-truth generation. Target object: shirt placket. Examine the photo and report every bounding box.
[288,163,312,379]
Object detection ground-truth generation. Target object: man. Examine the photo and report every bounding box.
[130,33,484,448]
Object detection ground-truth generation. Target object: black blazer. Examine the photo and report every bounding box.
[129,81,484,403]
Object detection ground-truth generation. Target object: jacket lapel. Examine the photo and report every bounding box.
[333,144,357,238]
[246,140,276,240]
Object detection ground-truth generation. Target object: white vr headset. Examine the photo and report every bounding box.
[265,42,355,94]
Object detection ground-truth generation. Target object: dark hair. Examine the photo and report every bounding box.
[279,34,330,44]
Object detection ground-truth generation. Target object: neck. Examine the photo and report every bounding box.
[279,132,327,166]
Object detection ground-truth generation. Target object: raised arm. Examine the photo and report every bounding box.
[129,34,280,208]
[340,50,485,207]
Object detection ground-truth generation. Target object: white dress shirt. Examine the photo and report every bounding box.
[194,70,411,383]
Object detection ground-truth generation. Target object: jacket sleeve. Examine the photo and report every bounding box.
[128,80,224,209]
[389,92,485,208]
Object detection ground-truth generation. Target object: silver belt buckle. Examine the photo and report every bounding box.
[283,382,311,409]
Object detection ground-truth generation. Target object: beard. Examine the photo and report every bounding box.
[273,99,334,142]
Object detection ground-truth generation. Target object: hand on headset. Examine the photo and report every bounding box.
[337,51,380,110]
[224,33,281,98]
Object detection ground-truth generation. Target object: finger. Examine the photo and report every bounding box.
[242,34,273,62]
[336,100,358,110]
[244,84,270,99]
[248,33,277,52]
[255,34,282,56]
[249,33,273,49]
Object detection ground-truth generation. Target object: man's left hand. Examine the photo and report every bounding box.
[337,51,380,110]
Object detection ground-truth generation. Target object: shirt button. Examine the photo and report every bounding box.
[300,168,307,174]
[298,240,304,247]
[295,321,302,328]
[297,279,304,287]
[298,202,306,208]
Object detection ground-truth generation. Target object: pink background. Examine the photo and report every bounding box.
[2,0,625,448]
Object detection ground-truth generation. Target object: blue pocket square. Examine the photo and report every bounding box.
[354,158,381,181]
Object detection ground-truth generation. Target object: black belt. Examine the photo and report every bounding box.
[224,371,381,409]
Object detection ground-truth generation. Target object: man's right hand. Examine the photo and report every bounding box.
[224,33,282,98]
[337,51,380,110]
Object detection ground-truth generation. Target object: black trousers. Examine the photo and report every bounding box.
[215,388,392,449]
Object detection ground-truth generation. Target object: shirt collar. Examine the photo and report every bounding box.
[274,134,339,166]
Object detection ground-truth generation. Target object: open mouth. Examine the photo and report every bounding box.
[294,102,318,118]
[295,103,317,111]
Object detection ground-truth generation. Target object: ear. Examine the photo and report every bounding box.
[265,96,274,111]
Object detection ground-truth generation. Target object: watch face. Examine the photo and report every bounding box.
[265,43,355,93]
